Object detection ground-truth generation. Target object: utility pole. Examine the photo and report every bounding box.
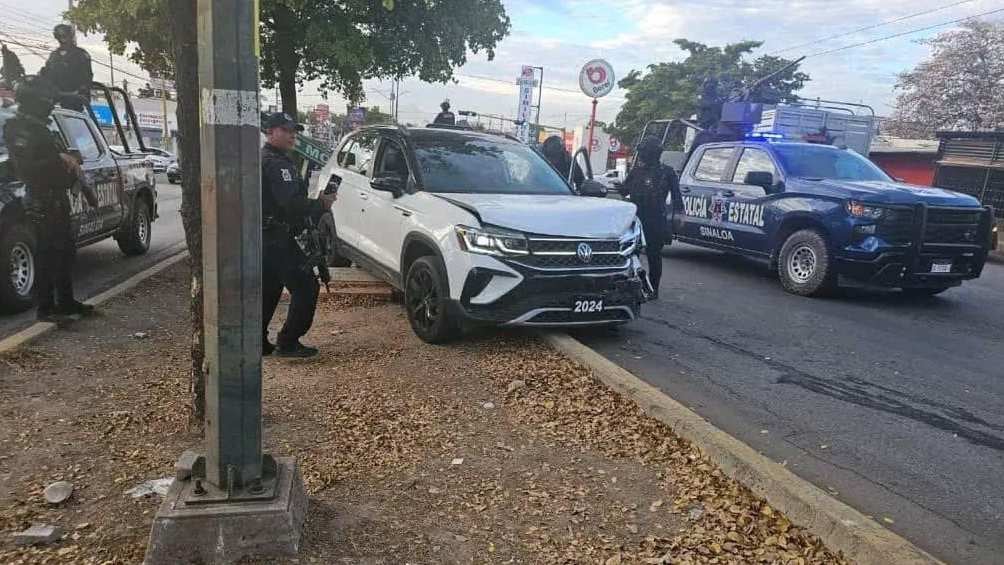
[145,0,307,561]
[160,77,169,150]
[108,52,115,85]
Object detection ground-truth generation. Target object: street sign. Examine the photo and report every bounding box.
[579,59,615,98]
[609,137,621,152]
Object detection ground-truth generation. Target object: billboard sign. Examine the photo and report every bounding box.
[579,59,615,98]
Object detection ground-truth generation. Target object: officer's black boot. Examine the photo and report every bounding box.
[275,341,319,358]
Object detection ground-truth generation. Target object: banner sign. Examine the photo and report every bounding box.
[515,65,535,143]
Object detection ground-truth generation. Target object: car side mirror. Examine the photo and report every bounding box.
[66,148,83,164]
[579,179,607,198]
[371,174,405,196]
[744,170,774,191]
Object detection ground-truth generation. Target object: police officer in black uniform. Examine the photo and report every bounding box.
[261,112,337,358]
[433,100,455,126]
[39,24,92,112]
[623,136,680,299]
[3,77,96,321]
[541,135,584,190]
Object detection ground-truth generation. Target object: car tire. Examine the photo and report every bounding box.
[118,199,152,256]
[901,287,951,297]
[778,229,835,297]
[0,223,37,314]
[319,212,352,268]
[404,255,460,344]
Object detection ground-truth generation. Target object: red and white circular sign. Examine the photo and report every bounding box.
[579,59,615,98]
[609,137,621,152]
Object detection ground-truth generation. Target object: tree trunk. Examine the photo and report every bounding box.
[275,3,300,117]
[170,0,205,433]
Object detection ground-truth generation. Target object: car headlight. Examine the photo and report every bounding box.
[455,225,529,256]
[846,200,885,220]
[620,219,642,254]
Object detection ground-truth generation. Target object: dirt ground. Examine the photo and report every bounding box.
[0,260,847,564]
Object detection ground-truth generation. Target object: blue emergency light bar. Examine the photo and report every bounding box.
[744,132,785,141]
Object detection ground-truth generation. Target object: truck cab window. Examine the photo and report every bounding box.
[693,148,733,182]
[732,148,776,184]
[61,117,102,161]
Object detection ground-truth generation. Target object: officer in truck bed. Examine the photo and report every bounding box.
[261,112,337,358]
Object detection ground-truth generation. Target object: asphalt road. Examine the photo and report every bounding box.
[576,244,1004,564]
[0,175,186,338]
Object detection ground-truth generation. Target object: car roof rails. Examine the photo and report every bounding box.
[425,123,474,131]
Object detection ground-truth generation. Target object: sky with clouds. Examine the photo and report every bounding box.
[4,0,1001,129]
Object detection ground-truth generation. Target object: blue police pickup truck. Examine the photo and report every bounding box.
[671,140,994,296]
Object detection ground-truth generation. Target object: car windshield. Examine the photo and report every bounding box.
[773,144,891,182]
[412,134,572,195]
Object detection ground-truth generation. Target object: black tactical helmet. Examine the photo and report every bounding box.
[14,76,56,118]
[637,136,662,165]
[440,99,450,112]
[53,24,74,43]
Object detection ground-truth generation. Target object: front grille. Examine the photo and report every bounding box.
[513,236,631,271]
[876,208,916,245]
[924,208,983,245]
[528,308,633,324]
[516,254,629,269]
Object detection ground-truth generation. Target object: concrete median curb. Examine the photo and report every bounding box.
[543,332,943,565]
[0,250,189,355]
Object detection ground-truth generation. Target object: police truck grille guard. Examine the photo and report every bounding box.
[847,203,993,285]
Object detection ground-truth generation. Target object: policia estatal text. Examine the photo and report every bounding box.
[261,113,337,358]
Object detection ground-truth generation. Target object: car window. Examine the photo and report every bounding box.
[732,148,776,184]
[693,148,733,182]
[412,134,571,195]
[344,133,376,176]
[61,116,102,161]
[375,139,409,178]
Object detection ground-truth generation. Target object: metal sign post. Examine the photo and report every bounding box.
[145,0,307,562]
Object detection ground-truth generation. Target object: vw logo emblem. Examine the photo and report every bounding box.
[577,242,593,263]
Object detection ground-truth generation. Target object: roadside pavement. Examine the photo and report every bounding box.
[1,259,845,564]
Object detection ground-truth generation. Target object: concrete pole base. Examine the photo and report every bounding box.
[144,457,307,565]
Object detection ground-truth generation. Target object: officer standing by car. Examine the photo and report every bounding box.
[39,24,93,112]
[622,136,679,299]
[3,77,96,321]
[541,135,584,190]
[261,112,337,358]
[433,100,455,125]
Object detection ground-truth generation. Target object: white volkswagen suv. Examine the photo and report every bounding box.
[313,125,646,343]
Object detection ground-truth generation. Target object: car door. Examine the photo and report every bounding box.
[330,132,377,253]
[724,146,778,256]
[358,136,412,273]
[55,114,121,239]
[677,146,738,247]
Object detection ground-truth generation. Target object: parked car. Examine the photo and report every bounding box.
[667,140,993,296]
[0,85,158,313]
[166,161,180,184]
[313,125,647,343]
[596,169,625,193]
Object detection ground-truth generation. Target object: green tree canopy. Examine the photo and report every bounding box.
[610,39,809,145]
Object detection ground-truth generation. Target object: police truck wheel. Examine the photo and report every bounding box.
[778,229,835,297]
[404,256,460,344]
[118,200,152,256]
[0,223,37,314]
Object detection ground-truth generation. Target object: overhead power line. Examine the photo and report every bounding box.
[769,0,978,55]
[804,5,1004,58]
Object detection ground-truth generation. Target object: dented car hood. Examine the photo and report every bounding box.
[433,193,638,238]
